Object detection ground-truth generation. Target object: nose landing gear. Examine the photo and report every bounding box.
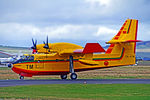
[20,75,24,80]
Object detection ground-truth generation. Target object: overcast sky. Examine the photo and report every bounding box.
[0,0,150,47]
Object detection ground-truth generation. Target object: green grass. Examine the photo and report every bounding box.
[0,84,150,100]
[0,67,9,70]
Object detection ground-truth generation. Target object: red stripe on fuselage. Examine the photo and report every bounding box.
[12,66,69,76]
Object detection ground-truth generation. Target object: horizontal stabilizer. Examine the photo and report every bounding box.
[106,40,142,44]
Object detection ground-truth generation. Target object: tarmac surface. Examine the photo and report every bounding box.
[0,79,150,87]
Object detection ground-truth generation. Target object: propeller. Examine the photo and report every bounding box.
[43,36,50,50]
[31,38,37,50]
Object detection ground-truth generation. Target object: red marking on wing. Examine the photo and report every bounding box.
[82,43,105,53]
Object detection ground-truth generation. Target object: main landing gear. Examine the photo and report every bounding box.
[69,55,77,80]
[70,73,77,80]
[60,55,77,80]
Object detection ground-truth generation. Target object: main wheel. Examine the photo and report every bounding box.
[60,75,67,79]
[20,76,24,80]
[70,73,77,80]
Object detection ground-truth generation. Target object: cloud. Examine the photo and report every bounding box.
[138,23,150,40]
[95,26,117,36]
[0,22,120,46]
[85,0,111,7]
[0,0,150,46]
[1,0,150,25]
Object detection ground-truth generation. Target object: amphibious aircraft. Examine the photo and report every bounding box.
[9,19,141,80]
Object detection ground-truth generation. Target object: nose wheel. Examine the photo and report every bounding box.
[20,75,24,80]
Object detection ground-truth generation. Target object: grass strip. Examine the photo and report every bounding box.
[0,84,150,100]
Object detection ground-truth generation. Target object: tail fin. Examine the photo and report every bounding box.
[106,19,139,54]
[107,19,138,43]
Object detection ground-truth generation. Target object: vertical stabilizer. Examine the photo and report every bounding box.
[105,19,139,65]
[106,19,138,54]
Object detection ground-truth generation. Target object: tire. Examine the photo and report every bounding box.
[70,73,77,80]
[60,75,67,79]
[20,76,24,80]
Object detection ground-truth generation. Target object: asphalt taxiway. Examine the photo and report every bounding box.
[0,79,150,87]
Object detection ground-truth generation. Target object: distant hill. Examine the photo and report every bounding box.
[102,41,150,49]
[0,45,31,54]
[0,45,29,49]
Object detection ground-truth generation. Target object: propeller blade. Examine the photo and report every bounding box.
[31,38,37,49]
[35,40,37,45]
[43,41,45,44]
[46,36,48,45]
[32,38,34,46]
[43,36,49,49]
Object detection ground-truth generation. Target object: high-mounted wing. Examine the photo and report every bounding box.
[59,43,105,56]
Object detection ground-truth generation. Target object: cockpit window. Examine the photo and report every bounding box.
[13,55,34,64]
[22,56,34,61]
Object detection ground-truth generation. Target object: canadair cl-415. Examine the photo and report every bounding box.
[9,19,141,80]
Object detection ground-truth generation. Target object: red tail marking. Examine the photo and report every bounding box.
[123,23,126,26]
[109,44,115,47]
[114,37,119,40]
[123,31,126,34]
[120,27,124,30]
[116,31,121,36]
[106,44,115,54]
[106,49,112,54]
